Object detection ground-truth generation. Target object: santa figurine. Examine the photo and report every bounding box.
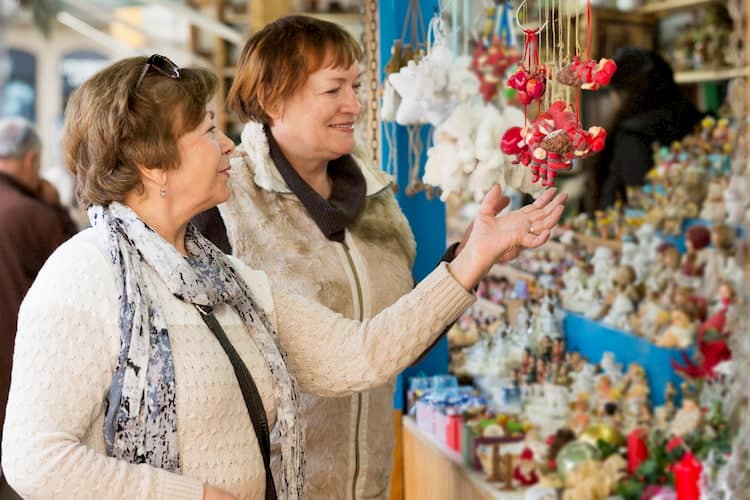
[513,448,539,486]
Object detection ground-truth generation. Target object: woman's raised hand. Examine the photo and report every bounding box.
[448,185,567,290]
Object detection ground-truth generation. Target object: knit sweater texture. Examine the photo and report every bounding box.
[1,226,473,500]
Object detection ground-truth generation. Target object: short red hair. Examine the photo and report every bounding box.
[228,15,362,124]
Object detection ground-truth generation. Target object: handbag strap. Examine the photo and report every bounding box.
[195,305,278,500]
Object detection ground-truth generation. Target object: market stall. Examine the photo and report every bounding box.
[374,0,750,498]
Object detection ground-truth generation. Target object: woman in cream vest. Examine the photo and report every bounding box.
[193,15,562,500]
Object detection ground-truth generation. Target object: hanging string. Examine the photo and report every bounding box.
[407,125,424,194]
[575,0,581,56]
[401,1,414,47]
[586,0,592,60]
[384,122,399,182]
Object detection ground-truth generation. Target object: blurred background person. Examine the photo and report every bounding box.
[0,117,77,499]
[588,47,703,211]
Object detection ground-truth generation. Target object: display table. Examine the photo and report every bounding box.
[403,416,525,500]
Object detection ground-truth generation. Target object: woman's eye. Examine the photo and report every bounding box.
[207,126,216,134]
[353,83,362,91]
[327,88,340,94]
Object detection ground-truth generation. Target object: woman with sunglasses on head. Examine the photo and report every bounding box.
[1,54,565,500]
[193,16,556,499]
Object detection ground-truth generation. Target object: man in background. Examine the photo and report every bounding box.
[0,117,77,498]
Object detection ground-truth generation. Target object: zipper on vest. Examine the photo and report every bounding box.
[342,240,364,500]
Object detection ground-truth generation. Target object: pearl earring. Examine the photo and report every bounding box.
[160,187,166,197]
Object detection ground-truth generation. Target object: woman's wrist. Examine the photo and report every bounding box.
[447,244,487,290]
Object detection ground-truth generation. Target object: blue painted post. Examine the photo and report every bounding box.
[378,0,450,411]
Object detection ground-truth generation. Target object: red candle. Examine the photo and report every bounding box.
[627,428,648,474]
[673,451,702,500]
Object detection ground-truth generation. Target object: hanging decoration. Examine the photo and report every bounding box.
[506,1,548,111]
[470,3,522,103]
[556,56,617,91]
[500,0,616,187]
[380,0,425,187]
[381,0,480,196]
[501,100,606,187]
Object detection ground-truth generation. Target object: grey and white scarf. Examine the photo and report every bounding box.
[90,202,304,499]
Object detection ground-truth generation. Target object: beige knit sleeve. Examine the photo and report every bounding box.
[270,263,475,395]
[1,236,204,500]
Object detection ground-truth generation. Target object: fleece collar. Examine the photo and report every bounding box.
[234,122,391,197]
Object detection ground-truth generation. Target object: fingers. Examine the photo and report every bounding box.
[492,195,511,216]
[521,188,557,213]
[478,184,504,217]
[521,228,552,248]
[527,192,567,233]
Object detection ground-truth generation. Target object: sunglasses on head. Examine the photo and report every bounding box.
[135,54,181,89]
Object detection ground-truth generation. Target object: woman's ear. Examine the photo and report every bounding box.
[136,165,168,193]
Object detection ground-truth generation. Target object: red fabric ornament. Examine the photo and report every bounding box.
[557,56,617,90]
[500,101,608,186]
[507,66,547,105]
[471,35,521,103]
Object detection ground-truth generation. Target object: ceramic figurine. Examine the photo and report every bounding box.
[568,396,591,433]
[588,246,615,295]
[656,307,697,348]
[513,448,539,486]
[669,398,702,437]
[700,224,738,298]
[634,284,669,339]
[594,374,617,413]
[647,243,681,292]
[679,225,711,289]
[653,382,677,431]
[700,180,727,223]
[601,265,640,330]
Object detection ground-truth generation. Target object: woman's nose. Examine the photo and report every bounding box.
[344,89,363,115]
[220,131,235,154]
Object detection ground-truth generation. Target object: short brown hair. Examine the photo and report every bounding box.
[228,15,362,124]
[63,56,218,207]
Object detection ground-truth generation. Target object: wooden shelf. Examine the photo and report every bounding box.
[635,0,723,15]
[674,66,750,84]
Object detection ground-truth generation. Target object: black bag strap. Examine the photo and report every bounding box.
[195,305,278,500]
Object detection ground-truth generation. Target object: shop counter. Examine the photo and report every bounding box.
[403,416,525,500]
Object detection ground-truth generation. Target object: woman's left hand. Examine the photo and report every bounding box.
[448,185,566,290]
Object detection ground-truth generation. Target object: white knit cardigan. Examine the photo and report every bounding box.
[1,226,473,500]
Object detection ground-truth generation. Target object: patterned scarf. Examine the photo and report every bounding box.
[90,202,304,499]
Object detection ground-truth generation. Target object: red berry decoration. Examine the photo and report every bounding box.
[507,66,547,104]
[500,101,608,187]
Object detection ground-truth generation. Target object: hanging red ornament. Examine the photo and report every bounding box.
[500,101,607,187]
[557,56,618,90]
[509,1,548,117]
[507,66,547,105]
[471,3,521,104]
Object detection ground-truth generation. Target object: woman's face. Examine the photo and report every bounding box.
[270,61,362,162]
[170,108,235,215]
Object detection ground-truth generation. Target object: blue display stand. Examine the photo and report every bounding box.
[564,313,694,406]
[379,0,451,411]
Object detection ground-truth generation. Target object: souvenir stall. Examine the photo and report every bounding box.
[373,0,750,499]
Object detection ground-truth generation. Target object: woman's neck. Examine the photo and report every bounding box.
[270,131,331,198]
[123,194,189,256]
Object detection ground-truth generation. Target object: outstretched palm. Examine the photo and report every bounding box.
[450,185,567,289]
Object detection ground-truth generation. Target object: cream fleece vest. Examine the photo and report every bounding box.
[218,122,416,500]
